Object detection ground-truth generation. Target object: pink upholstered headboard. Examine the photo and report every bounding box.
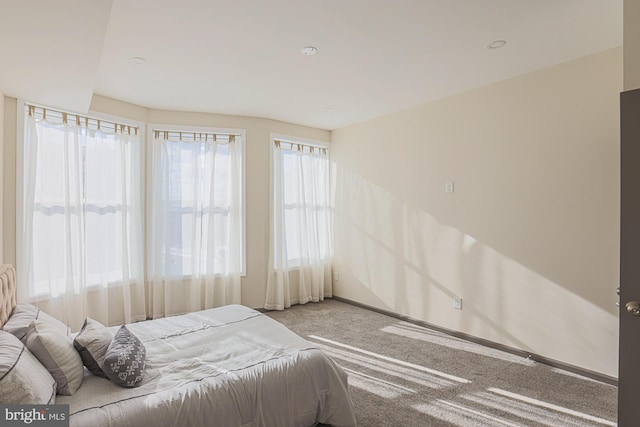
[0,264,17,328]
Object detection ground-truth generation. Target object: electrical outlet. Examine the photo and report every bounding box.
[333,271,340,281]
[453,296,462,310]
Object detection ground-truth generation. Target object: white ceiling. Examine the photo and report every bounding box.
[0,0,623,130]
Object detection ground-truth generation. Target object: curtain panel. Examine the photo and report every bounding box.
[19,113,146,330]
[265,141,333,310]
[147,132,242,318]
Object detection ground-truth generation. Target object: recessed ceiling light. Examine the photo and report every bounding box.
[301,46,317,56]
[131,56,146,64]
[487,40,507,50]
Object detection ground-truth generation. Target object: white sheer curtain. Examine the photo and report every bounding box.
[265,140,332,310]
[19,109,145,331]
[147,132,241,318]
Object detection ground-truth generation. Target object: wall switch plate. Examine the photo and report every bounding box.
[453,296,462,310]
[445,181,455,194]
[333,271,340,281]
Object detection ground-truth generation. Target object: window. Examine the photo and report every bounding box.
[265,134,333,310]
[20,104,143,299]
[277,141,331,266]
[148,128,245,279]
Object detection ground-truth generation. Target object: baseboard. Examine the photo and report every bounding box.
[332,296,618,386]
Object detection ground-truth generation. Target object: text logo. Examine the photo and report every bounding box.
[0,405,68,426]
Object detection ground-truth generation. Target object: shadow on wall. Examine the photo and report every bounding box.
[331,163,618,376]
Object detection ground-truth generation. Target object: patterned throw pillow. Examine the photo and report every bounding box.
[102,325,146,388]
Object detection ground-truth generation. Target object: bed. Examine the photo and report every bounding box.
[0,265,357,427]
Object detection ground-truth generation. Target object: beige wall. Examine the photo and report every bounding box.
[625,0,640,90]
[3,97,16,266]
[2,95,330,309]
[331,47,622,377]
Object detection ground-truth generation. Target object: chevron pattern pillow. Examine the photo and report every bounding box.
[102,325,146,388]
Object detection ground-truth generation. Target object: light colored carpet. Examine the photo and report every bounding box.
[265,299,617,427]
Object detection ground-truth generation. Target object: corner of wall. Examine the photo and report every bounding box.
[3,96,17,267]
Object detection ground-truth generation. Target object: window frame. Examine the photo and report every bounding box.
[147,123,247,277]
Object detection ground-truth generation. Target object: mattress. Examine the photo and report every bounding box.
[57,304,356,427]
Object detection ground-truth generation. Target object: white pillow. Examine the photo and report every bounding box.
[0,330,56,404]
[3,303,69,342]
[25,319,84,395]
[73,317,113,377]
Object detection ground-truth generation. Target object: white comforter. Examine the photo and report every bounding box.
[57,305,357,427]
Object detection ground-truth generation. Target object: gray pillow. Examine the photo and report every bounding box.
[73,318,113,378]
[25,319,84,395]
[3,303,69,342]
[102,325,146,388]
[0,330,56,404]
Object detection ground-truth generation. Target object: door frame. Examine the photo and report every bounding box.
[618,87,640,426]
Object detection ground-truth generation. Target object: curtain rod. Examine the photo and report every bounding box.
[274,139,328,154]
[153,129,239,143]
[26,104,139,135]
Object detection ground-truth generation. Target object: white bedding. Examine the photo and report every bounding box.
[57,305,356,427]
